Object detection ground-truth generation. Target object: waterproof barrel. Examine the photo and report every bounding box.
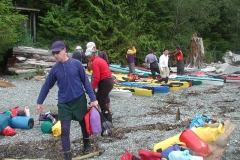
[10,116,34,129]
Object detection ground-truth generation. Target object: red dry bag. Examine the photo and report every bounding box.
[179,129,211,157]
[84,107,93,135]
[138,150,162,160]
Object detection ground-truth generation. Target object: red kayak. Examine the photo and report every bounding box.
[220,74,240,83]
[170,71,207,76]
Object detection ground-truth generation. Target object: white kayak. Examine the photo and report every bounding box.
[109,89,132,98]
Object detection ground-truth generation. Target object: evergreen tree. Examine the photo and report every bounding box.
[0,0,27,71]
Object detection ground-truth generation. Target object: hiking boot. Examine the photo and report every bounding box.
[63,151,72,160]
[83,138,93,153]
[102,129,112,136]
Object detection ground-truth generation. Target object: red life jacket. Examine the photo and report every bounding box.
[174,50,183,61]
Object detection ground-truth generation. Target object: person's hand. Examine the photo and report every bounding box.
[36,104,43,114]
[90,100,98,107]
[161,70,164,74]
[93,88,98,94]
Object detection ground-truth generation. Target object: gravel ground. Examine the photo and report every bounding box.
[0,74,240,160]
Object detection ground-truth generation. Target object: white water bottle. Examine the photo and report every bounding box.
[25,106,30,117]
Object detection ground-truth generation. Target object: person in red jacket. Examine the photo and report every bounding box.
[86,42,113,114]
[85,48,114,123]
[170,46,185,75]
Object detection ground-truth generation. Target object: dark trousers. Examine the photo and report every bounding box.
[97,78,114,122]
[177,60,184,75]
[61,120,88,152]
[150,62,160,79]
[128,63,135,73]
[158,77,169,84]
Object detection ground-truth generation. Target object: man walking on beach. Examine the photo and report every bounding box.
[159,48,170,83]
[36,41,98,160]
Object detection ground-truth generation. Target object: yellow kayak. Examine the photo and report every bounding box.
[169,81,189,88]
[170,85,181,91]
[114,85,153,96]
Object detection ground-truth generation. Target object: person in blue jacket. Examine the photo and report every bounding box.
[36,41,98,160]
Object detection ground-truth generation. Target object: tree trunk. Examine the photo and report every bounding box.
[186,33,205,68]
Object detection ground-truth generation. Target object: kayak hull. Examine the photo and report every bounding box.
[109,89,132,98]
[114,86,153,96]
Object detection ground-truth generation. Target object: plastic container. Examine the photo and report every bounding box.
[25,106,30,117]
[10,116,34,129]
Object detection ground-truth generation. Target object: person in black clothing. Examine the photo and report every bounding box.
[72,46,87,68]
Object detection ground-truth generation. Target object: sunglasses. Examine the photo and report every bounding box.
[52,50,61,55]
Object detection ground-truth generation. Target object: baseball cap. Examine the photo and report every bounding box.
[50,41,66,52]
[86,42,96,50]
[85,48,94,57]
[76,46,82,50]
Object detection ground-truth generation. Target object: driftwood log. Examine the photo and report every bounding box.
[186,33,205,68]
[223,51,240,65]
[7,46,59,75]
[206,120,236,160]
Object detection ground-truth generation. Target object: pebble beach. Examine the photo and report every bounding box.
[0,74,240,160]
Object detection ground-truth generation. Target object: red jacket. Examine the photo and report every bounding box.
[91,56,111,89]
[174,50,183,61]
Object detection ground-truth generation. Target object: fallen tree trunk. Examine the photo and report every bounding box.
[7,46,57,75]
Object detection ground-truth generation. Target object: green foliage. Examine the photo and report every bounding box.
[204,50,217,64]
[35,65,45,75]
[0,0,27,57]
[12,72,37,79]
[12,65,44,79]
[8,0,240,66]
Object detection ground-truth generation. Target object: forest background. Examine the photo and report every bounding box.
[1,0,240,70]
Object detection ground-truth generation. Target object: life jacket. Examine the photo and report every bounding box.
[174,50,183,61]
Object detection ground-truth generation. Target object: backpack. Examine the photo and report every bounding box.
[10,107,26,117]
[0,113,11,133]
